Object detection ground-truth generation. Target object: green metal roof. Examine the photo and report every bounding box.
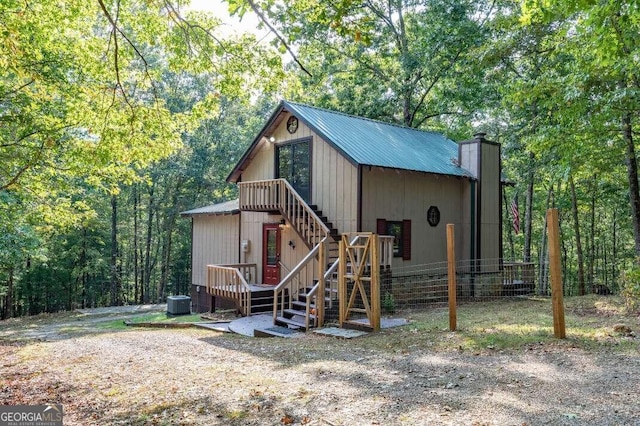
[284,101,471,177]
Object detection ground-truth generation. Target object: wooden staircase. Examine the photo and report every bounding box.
[238,180,393,333]
[275,271,340,330]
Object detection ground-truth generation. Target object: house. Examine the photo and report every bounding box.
[181,100,503,328]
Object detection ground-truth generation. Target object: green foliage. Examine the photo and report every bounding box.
[243,0,492,135]
[620,264,640,313]
[382,291,396,314]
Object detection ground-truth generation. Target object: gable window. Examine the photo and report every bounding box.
[276,138,311,202]
[377,219,411,260]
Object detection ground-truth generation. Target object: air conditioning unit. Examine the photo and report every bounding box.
[167,295,191,315]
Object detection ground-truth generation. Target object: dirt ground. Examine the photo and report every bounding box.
[1,298,639,425]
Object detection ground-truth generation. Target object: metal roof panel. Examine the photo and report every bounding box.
[284,102,471,177]
[180,199,240,216]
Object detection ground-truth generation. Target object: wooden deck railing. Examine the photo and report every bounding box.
[206,263,256,316]
[503,261,536,292]
[273,238,327,330]
[239,179,330,248]
[503,262,535,283]
[304,235,393,328]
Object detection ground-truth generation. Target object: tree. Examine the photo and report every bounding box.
[521,0,640,261]
[232,0,494,133]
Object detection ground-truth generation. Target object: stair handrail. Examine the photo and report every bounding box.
[273,237,327,327]
[278,179,330,245]
[238,179,330,245]
[206,264,253,316]
[305,235,360,326]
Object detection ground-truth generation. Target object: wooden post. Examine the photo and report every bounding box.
[317,239,326,327]
[370,234,381,332]
[547,208,566,339]
[446,224,457,331]
[338,238,346,327]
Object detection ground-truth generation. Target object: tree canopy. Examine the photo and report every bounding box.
[2,0,640,317]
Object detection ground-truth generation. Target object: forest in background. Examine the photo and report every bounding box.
[1,0,639,318]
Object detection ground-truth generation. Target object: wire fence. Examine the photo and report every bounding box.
[384,258,539,309]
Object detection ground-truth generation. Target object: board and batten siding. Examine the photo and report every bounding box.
[239,112,359,235]
[479,142,501,261]
[239,211,315,284]
[191,214,240,287]
[360,167,469,266]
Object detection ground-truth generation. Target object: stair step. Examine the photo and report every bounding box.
[275,316,307,329]
[292,300,315,310]
[284,308,317,321]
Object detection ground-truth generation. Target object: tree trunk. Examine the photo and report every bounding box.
[587,176,596,290]
[2,268,13,319]
[623,112,640,261]
[569,175,586,295]
[110,194,120,306]
[612,208,618,291]
[503,185,515,261]
[524,152,535,262]
[538,184,554,295]
[143,184,155,304]
[133,184,140,304]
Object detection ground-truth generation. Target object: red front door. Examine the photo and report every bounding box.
[262,223,281,285]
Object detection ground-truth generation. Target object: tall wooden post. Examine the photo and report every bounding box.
[547,208,566,339]
[338,238,346,327]
[317,239,326,327]
[447,224,457,331]
[370,234,381,332]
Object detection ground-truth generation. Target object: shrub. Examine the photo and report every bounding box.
[619,264,640,313]
[382,291,396,314]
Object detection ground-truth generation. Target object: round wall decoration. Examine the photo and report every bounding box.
[427,206,440,227]
[287,116,299,134]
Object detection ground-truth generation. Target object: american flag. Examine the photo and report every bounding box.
[511,193,520,234]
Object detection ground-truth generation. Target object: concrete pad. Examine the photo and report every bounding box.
[381,318,410,329]
[193,322,231,332]
[228,314,274,337]
[254,325,305,338]
[313,327,369,339]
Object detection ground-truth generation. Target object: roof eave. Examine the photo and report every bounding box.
[226,100,288,183]
[283,101,360,169]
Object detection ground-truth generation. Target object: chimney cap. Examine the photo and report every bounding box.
[474,132,487,140]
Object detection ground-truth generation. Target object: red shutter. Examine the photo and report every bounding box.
[376,219,387,235]
[402,219,411,260]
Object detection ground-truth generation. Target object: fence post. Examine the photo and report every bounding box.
[547,208,566,339]
[371,234,381,332]
[447,224,457,331]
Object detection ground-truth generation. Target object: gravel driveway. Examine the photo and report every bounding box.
[1,300,639,425]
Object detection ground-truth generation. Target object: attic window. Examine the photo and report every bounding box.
[377,219,411,260]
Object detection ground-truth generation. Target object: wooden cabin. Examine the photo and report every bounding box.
[181,101,503,330]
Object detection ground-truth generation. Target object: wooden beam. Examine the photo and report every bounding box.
[447,224,457,332]
[317,239,326,327]
[371,234,381,332]
[338,238,346,327]
[547,208,566,339]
